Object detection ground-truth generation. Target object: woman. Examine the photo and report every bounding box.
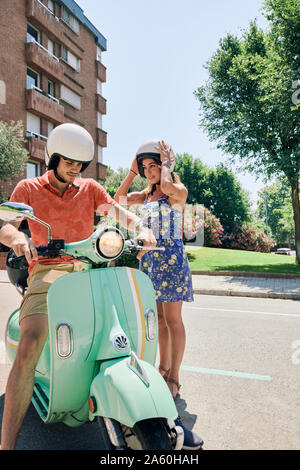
[114,139,194,400]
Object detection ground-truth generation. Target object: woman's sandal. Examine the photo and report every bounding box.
[166,377,181,399]
[158,365,170,382]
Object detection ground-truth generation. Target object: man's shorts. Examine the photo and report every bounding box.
[19,262,84,324]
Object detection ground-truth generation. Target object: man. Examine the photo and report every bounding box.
[0,123,156,450]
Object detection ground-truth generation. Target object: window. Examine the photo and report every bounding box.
[96,46,102,62]
[27,23,40,43]
[97,145,103,163]
[97,112,103,129]
[61,6,80,35]
[60,85,81,110]
[26,161,40,179]
[48,121,54,136]
[26,68,40,90]
[48,80,54,98]
[97,79,102,95]
[48,0,54,13]
[48,38,54,55]
[26,112,41,138]
[61,46,80,72]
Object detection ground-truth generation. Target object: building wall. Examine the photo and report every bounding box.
[0,0,107,200]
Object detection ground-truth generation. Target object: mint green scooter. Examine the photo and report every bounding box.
[0,202,184,450]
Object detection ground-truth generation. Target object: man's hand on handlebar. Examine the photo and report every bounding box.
[11,234,38,264]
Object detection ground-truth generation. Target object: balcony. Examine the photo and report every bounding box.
[25,40,64,83]
[26,132,47,162]
[96,60,106,83]
[26,88,64,124]
[97,162,108,181]
[96,128,107,148]
[96,94,107,115]
[26,0,83,58]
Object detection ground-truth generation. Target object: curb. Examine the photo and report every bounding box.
[193,288,300,301]
[191,270,300,279]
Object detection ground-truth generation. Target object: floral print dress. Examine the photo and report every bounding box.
[139,195,194,303]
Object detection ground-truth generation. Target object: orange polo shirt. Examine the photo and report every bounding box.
[10,170,116,272]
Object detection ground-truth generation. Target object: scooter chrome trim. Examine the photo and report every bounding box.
[145,308,156,341]
[127,351,150,387]
[112,333,130,352]
[55,323,73,358]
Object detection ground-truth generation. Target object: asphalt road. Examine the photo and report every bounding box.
[0,282,300,450]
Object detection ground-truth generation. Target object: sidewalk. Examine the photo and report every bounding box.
[1,269,300,300]
[192,271,300,300]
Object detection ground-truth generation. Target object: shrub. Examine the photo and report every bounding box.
[204,209,224,247]
[183,207,223,247]
[222,225,275,253]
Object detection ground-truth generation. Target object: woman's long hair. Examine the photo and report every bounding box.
[144,171,182,196]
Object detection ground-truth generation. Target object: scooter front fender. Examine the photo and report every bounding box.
[89,356,177,428]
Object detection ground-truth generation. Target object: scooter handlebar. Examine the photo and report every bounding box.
[126,240,165,252]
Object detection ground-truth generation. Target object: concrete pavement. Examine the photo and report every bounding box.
[1,269,300,300]
[192,271,300,300]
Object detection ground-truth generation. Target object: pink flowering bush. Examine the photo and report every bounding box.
[204,209,224,247]
[183,208,223,246]
[222,225,275,253]
[183,210,204,242]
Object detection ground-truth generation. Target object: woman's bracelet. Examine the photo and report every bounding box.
[130,169,137,175]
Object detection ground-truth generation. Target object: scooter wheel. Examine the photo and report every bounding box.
[97,417,116,450]
[131,418,173,450]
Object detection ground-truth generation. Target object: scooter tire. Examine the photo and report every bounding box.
[97,417,116,450]
[131,418,173,450]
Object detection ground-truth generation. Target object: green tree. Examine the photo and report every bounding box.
[175,155,251,232]
[257,180,294,245]
[0,121,28,201]
[205,164,251,232]
[194,2,300,263]
[103,166,148,198]
[174,153,208,204]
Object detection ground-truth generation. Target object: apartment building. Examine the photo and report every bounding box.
[0,0,108,198]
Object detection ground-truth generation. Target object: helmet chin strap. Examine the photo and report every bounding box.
[54,167,67,183]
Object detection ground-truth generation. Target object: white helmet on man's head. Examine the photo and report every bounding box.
[136,139,175,178]
[45,123,94,172]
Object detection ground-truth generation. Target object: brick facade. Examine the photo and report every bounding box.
[0,0,108,201]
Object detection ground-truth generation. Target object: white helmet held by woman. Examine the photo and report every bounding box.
[45,123,94,173]
[136,139,175,178]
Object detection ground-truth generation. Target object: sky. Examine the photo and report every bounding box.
[76,0,270,209]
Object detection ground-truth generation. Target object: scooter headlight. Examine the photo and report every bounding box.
[94,227,125,260]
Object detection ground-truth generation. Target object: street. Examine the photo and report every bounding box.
[0,282,300,450]
[180,294,300,450]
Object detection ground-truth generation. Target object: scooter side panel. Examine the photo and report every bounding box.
[46,270,96,420]
[87,267,158,364]
[90,357,178,427]
[115,267,158,364]
[87,267,157,365]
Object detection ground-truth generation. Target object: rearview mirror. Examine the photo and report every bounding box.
[0,202,33,222]
[0,202,52,242]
